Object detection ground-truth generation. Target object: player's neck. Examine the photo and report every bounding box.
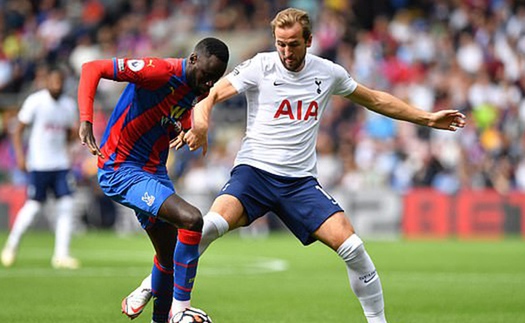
[282,55,307,73]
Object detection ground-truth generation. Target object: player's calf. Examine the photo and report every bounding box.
[337,234,387,323]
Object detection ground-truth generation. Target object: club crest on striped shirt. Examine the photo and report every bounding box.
[141,192,155,206]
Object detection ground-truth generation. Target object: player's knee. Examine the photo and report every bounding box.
[178,205,203,231]
[337,234,364,263]
[25,199,43,211]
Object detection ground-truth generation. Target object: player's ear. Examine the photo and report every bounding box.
[189,53,198,65]
[306,35,312,48]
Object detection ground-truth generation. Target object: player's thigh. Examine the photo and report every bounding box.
[52,169,75,198]
[98,168,175,219]
[27,171,50,201]
[213,165,275,230]
[209,194,248,230]
[278,178,344,245]
[312,211,355,251]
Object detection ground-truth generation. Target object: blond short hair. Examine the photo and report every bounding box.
[270,8,312,41]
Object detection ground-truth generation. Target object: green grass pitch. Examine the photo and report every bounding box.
[0,231,524,322]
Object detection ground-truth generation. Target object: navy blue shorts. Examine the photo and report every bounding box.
[218,164,343,245]
[98,167,175,229]
[27,170,75,202]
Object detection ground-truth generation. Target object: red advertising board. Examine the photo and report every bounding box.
[403,188,451,238]
[404,188,524,239]
[0,184,27,228]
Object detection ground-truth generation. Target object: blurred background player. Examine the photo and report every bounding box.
[125,7,466,323]
[77,37,229,323]
[1,67,80,269]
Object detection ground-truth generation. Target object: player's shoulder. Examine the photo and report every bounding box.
[162,57,183,67]
[22,89,48,106]
[122,57,181,72]
[306,53,349,77]
[158,57,184,76]
[251,51,279,67]
[26,89,48,100]
[306,53,340,70]
[254,51,277,60]
[231,52,276,76]
[60,94,77,107]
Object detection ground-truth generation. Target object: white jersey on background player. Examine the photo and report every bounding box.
[1,68,80,270]
[19,89,77,171]
[227,51,356,178]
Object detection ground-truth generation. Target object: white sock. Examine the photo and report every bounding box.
[337,234,387,323]
[171,299,191,314]
[5,200,41,250]
[198,211,229,255]
[53,196,74,258]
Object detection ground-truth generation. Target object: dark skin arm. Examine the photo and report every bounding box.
[79,121,104,158]
[12,121,27,172]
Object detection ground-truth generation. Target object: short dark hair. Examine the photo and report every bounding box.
[47,65,66,79]
[194,37,229,64]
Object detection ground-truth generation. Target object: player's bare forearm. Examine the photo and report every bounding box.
[347,84,466,131]
[184,78,239,155]
[348,85,429,125]
[194,78,238,128]
[11,122,27,171]
[12,130,26,171]
[184,103,211,155]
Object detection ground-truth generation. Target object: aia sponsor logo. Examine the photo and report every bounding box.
[274,100,319,121]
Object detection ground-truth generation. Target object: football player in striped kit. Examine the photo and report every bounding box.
[77,38,229,323]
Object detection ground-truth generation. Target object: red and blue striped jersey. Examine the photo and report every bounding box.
[79,57,195,174]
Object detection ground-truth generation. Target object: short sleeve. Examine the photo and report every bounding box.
[331,63,358,97]
[225,54,263,93]
[18,94,37,125]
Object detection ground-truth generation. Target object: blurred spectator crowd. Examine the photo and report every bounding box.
[1,0,525,222]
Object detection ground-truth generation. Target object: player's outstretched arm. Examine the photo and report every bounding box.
[346,84,466,131]
[183,78,238,155]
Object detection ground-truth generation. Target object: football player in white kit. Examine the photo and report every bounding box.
[1,67,80,269]
[122,7,466,322]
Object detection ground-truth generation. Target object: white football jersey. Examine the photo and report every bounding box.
[226,52,357,178]
[18,89,77,171]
